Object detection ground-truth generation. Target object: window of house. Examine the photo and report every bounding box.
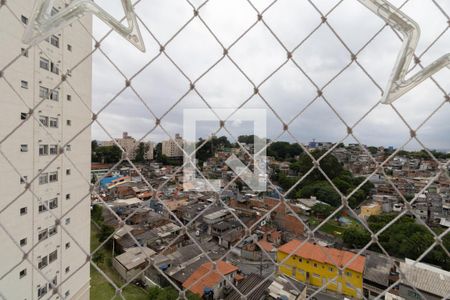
[40,57,49,70]
[20,207,27,215]
[313,263,318,268]
[39,144,49,156]
[21,80,28,89]
[21,15,28,24]
[50,89,59,101]
[65,194,71,200]
[19,269,27,278]
[37,284,48,298]
[66,120,71,126]
[49,198,58,209]
[39,115,49,127]
[329,267,334,272]
[65,218,70,225]
[65,290,70,297]
[38,229,48,241]
[67,94,72,101]
[49,117,58,128]
[66,144,71,151]
[50,35,59,48]
[51,7,59,15]
[65,266,70,273]
[20,176,28,184]
[21,48,28,57]
[39,86,49,99]
[21,112,27,120]
[49,171,58,183]
[50,62,59,75]
[49,250,57,263]
[66,169,71,175]
[67,44,72,51]
[20,144,28,152]
[38,256,48,269]
[20,238,27,247]
[346,271,351,277]
[39,173,48,185]
[38,202,48,213]
[65,242,70,249]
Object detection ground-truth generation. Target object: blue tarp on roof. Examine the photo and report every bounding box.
[99,175,121,189]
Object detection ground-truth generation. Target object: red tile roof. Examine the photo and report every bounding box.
[278,240,365,273]
[182,260,238,295]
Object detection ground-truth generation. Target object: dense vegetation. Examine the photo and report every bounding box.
[267,141,303,160]
[272,150,373,208]
[148,286,201,300]
[342,214,450,270]
[91,140,122,163]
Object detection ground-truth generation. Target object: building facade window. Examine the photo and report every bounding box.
[66,119,71,126]
[20,80,28,89]
[20,207,27,215]
[39,115,49,127]
[39,144,49,156]
[49,145,58,155]
[67,94,72,101]
[66,169,71,175]
[20,176,28,184]
[65,266,70,273]
[21,15,28,24]
[38,256,48,269]
[38,229,48,241]
[49,117,58,128]
[19,269,27,278]
[49,198,58,209]
[39,173,48,185]
[38,202,48,213]
[65,193,71,200]
[21,112,28,120]
[65,218,70,225]
[39,86,49,99]
[37,285,48,299]
[20,238,27,247]
[21,48,28,57]
[50,62,59,74]
[40,57,49,70]
[49,171,58,183]
[50,35,59,48]
[49,250,57,263]
[20,144,28,152]
[50,89,59,101]
[65,242,70,249]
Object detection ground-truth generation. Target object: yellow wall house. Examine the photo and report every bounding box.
[277,240,365,299]
[358,202,382,220]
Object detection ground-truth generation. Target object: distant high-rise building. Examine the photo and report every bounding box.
[0,2,92,299]
[162,133,184,158]
[102,132,153,160]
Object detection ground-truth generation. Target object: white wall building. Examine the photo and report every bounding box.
[162,133,184,158]
[0,1,92,299]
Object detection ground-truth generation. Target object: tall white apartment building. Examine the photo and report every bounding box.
[0,1,92,299]
[162,133,184,158]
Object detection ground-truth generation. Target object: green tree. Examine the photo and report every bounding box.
[296,181,341,206]
[135,142,149,162]
[342,226,370,248]
[310,203,334,218]
[91,204,104,223]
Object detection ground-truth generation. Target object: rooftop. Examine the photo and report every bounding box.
[182,260,238,296]
[278,239,365,273]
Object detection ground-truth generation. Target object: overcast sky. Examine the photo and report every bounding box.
[90,0,450,151]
